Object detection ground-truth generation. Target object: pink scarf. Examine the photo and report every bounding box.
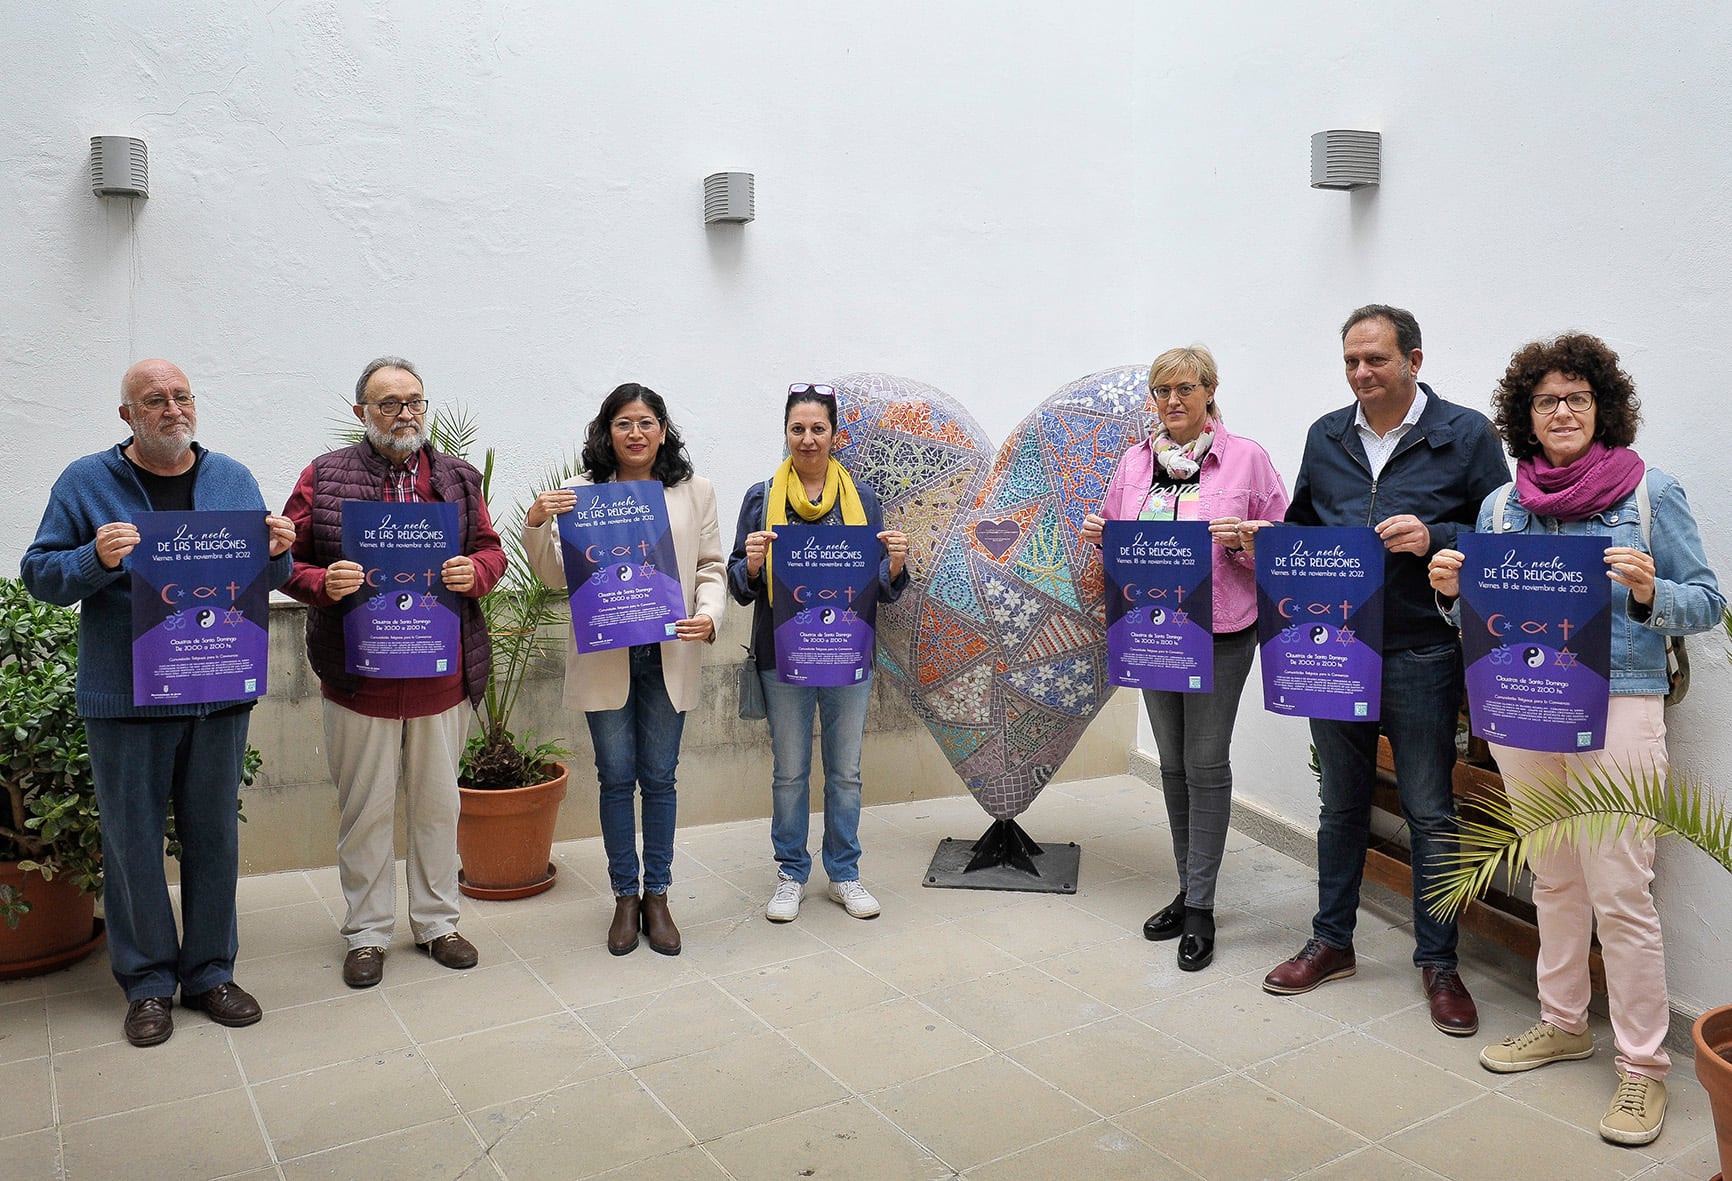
[1515,441,1644,522]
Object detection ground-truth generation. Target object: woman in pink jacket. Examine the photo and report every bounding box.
[1083,346,1288,970]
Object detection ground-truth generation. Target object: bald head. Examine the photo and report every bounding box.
[122,358,191,403]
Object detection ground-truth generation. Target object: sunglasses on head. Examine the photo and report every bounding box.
[788,383,837,399]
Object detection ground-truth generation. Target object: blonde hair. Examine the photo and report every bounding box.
[1147,345,1222,421]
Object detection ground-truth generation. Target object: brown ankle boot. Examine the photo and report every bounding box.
[607,895,641,956]
[640,891,681,956]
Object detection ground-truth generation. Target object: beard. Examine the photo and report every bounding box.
[365,417,429,459]
[132,420,194,469]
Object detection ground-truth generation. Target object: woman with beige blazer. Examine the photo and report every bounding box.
[523,383,726,957]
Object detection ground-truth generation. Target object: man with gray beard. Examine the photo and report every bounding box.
[23,359,296,1046]
[281,357,506,988]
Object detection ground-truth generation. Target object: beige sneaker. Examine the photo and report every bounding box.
[1599,1071,1667,1146]
[1478,1020,1594,1073]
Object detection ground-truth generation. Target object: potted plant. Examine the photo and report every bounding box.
[1429,723,1732,1178]
[353,406,574,898]
[0,577,106,976]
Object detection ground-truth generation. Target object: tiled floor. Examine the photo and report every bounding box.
[0,774,1720,1180]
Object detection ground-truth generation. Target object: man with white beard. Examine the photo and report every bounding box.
[23,359,296,1046]
[281,356,506,988]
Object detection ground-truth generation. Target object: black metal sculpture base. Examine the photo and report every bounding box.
[922,818,1080,894]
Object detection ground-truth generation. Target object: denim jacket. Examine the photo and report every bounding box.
[1457,470,1723,695]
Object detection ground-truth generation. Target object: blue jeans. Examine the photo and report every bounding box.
[585,645,685,897]
[1310,641,1463,968]
[86,710,249,1000]
[1142,626,1257,911]
[761,671,871,883]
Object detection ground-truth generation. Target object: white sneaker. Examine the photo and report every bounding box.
[765,874,804,922]
[827,879,881,919]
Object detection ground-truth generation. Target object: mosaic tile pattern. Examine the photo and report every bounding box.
[832,367,1154,820]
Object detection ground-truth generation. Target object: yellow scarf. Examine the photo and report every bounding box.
[763,457,868,603]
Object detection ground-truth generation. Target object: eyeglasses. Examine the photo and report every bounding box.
[367,398,428,417]
[131,393,196,413]
[788,383,837,399]
[611,416,661,434]
[1532,391,1594,415]
[1151,383,1204,401]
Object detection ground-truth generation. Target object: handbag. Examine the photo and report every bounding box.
[738,644,767,720]
[736,477,775,721]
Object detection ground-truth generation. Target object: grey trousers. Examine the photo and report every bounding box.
[1142,626,1257,911]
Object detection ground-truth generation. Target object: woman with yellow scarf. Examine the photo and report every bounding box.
[728,384,910,923]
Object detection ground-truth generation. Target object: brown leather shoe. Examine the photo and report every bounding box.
[641,892,681,956]
[608,895,641,956]
[123,996,174,1047]
[1262,937,1357,995]
[181,980,262,1027]
[1423,966,1479,1036]
[416,931,479,970]
[343,946,385,988]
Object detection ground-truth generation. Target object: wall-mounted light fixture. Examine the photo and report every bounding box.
[703,172,754,224]
[1310,130,1379,191]
[91,136,149,198]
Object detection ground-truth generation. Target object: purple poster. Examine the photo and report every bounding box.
[1256,526,1385,721]
[558,481,686,654]
[130,511,271,706]
[342,502,461,678]
[1102,521,1214,692]
[1459,533,1611,752]
[770,525,879,686]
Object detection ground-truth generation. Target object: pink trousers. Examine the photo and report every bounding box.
[1489,694,1670,1081]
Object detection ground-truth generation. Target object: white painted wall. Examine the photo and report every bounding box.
[1128,3,1732,1015]
[5,2,1728,1011]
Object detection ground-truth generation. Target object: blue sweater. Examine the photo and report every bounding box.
[21,442,293,718]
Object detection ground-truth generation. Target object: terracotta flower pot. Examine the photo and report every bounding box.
[1694,1004,1732,1181]
[0,861,105,980]
[456,763,569,900]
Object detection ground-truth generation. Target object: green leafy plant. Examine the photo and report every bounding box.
[459,448,582,791]
[0,578,103,927]
[1428,604,1732,919]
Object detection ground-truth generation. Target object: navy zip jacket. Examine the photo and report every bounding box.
[1286,383,1509,652]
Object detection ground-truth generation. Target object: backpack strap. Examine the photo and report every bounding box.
[1633,468,1653,549]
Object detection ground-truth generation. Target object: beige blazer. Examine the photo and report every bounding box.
[523,474,726,714]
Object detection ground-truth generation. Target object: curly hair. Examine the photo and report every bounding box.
[1491,333,1641,461]
[581,382,695,486]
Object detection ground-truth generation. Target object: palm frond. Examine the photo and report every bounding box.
[1426,759,1732,920]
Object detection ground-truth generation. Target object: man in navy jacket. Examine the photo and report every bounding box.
[23,359,295,1047]
[1262,307,1509,1037]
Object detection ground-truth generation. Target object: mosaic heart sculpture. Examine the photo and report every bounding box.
[832,368,1153,820]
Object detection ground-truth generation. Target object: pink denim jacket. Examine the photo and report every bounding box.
[1101,422,1290,633]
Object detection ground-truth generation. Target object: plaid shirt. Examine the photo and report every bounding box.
[383,451,421,502]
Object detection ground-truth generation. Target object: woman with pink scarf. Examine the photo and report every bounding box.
[1082,345,1288,971]
[1429,333,1722,1149]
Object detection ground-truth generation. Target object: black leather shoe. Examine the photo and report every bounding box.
[1142,892,1186,941]
[1177,933,1215,971]
[123,996,174,1047]
[1177,907,1215,971]
[182,980,262,1027]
